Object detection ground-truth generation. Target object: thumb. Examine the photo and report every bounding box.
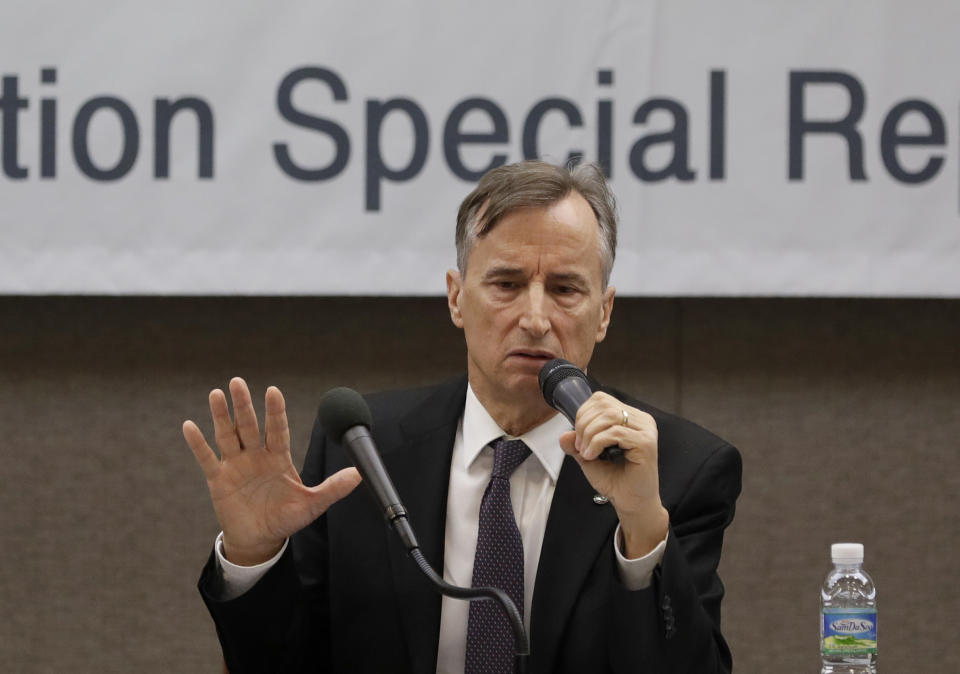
[559,430,579,456]
[307,467,363,517]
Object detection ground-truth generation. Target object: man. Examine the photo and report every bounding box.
[184,160,741,673]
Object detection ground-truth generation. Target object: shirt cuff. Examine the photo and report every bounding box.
[613,524,667,591]
[213,531,288,601]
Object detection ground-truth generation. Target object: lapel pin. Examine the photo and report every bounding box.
[592,493,609,505]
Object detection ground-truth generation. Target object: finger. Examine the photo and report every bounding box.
[307,467,363,518]
[573,400,596,450]
[183,420,220,480]
[580,416,635,459]
[229,377,262,450]
[584,421,658,462]
[617,406,655,433]
[575,402,622,458]
[581,426,629,461]
[558,430,578,456]
[209,388,241,456]
[580,407,655,460]
[264,386,290,454]
[573,391,618,449]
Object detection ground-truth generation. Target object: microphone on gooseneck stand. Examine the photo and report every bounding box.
[538,358,625,462]
[317,387,419,550]
[317,387,530,673]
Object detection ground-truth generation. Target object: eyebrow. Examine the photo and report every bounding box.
[480,267,590,287]
[481,265,526,280]
[547,272,589,286]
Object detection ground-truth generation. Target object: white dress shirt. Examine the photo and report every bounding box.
[214,384,666,673]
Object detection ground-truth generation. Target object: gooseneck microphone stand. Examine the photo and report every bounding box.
[408,545,529,674]
[318,388,530,673]
[387,513,529,672]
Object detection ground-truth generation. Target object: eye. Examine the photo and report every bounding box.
[553,284,581,296]
[495,280,518,290]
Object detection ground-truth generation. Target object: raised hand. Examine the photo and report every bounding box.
[183,377,362,566]
[559,391,669,558]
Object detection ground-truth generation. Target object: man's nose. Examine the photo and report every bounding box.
[518,283,551,336]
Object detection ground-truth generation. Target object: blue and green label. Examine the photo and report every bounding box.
[822,608,877,655]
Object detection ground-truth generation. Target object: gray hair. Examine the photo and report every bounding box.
[455,160,618,288]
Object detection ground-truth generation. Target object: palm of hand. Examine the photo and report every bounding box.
[184,378,361,566]
[206,445,317,553]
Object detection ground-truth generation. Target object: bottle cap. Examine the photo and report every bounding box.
[831,542,864,563]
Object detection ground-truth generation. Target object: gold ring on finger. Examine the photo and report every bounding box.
[621,409,629,426]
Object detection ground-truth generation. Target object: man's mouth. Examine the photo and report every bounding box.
[507,349,557,363]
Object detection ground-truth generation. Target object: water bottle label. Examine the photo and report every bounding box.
[821,608,878,655]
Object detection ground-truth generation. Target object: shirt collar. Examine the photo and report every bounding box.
[461,383,569,483]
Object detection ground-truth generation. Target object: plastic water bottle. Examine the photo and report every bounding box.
[820,543,877,674]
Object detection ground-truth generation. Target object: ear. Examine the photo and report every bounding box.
[595,285,615,343]
[446,269,464,328]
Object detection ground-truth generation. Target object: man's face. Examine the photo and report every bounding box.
[446,191,615,409]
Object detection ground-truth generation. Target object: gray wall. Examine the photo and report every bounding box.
[1,297,957,673]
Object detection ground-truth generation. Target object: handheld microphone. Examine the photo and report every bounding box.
[317,387,418,551]
[317,386,530,667]
[538,359,625,462]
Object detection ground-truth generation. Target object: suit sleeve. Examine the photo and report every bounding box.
[196,422,334,674]
[607,442,742,674]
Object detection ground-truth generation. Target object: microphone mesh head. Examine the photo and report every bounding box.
[538,358,588,402]
[317,387,373,441]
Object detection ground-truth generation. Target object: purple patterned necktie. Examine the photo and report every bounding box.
[464,437,531,674]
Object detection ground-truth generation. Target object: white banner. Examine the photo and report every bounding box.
[1,0,958,296]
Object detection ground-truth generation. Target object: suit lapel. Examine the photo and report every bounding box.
[371,376,620,672]
[529,454,619,672]
[379,379,467,674]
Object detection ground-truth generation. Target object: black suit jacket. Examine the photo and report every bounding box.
[200,377,742,673]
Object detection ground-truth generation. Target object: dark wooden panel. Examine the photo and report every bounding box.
[680,299,960,674]
[1,296,956,672]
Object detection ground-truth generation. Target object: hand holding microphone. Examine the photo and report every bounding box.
[539,359,670,557]
[538,359,624,462]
